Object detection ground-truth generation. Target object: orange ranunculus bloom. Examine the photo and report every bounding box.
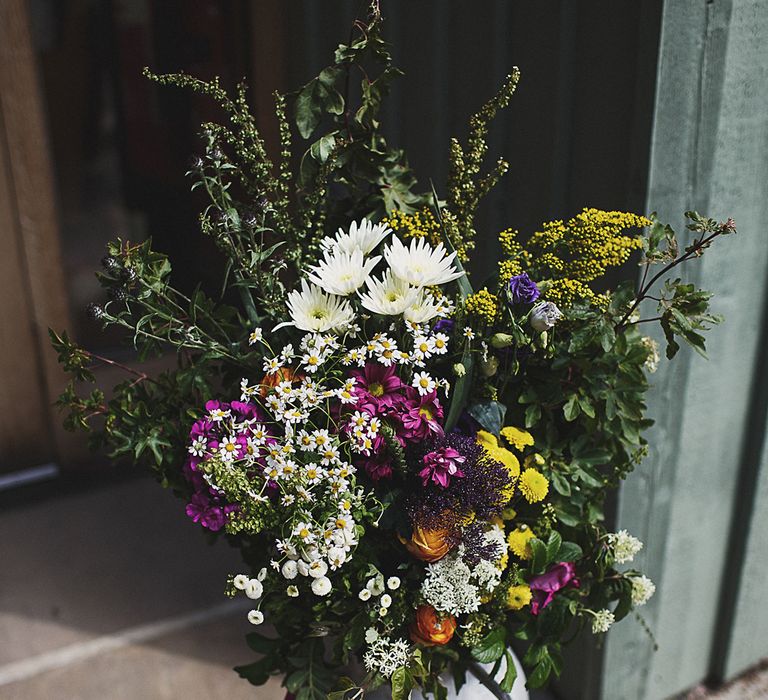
[259,367,304,398]
[400,525,452,562]
[410,605,457,646]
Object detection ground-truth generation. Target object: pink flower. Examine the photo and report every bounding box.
[528,561,580,615]
[419,447,466,488]
[350,363,404,415]
[362,453,394,481]
[398,388,444,441]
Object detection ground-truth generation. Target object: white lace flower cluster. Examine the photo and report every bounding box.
[363,636,412,678]
[421,526,507,616]
[607,529,643,564]
[630,575,656,606]
[279,218,462,333]
[591,608,615,634]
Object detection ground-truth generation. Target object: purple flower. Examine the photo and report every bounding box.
[350,363,404,416]
[508,273,540,305]
[528,561,580,615]
[399,388,444,441]
[419,447,466,488]
[432,319,455,334]
[185,492,237,532]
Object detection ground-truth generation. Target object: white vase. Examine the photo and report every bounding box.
[411,652,529,700]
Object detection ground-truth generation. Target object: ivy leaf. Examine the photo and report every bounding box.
[563,394,580,422]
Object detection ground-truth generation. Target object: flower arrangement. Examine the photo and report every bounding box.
[51,4,735,699]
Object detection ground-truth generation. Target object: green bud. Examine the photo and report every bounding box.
[491,333,515,349]
[480,356,499,377]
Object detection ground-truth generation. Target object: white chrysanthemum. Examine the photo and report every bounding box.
[247,609,264,625]
[403,289,445,324]
[281,561,298,580]
[233,574,249,591]
[384,236,464,287]
[607,530,643,564]
[244,579,264,600]
[630,575,656,606]
[276,280,355,333]
[311,576,332,596]
[591,609,615,634]
[321,218,392,255]
[359,270,420,316]
[307,248,381,296]
[387,576,401,590]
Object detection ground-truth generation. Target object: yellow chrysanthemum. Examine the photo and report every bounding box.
[506,584,532,611]
[500,426,535,451]
[477,430,521,480]
[519,468,549,503]
[498,551,509,572]
[507,526,535,560]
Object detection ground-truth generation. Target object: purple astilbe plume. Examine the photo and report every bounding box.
[407,433,513,532]
[461,521,505,566]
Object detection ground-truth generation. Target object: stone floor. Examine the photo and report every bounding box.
[0,474,283,699]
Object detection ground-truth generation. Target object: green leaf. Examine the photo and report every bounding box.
[470,627,506,664]
[551,472,571,496]
[391,666,414,700]
[545,530,563,563]
[445,346,474,433]
[468,401,507,436]
[555,541,583,562]
[563,394,580,422]
[499,649,518,692]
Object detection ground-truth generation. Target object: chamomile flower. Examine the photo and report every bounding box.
[276,280,355,333]
[432,333,450,354]
[384,236,464,287]
[248,328,263,345]
[359,270,420,316]
[208,407,230,422]
[219,436,241,461]
[188,437,207,457]
[412,371,437,395]
[463,327,476,340]
[307,248,381,296]
[320,218,392,255]
[262,357,282,375]
[293,522,316,543]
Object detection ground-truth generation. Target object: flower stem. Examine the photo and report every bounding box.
[467,661,511,700]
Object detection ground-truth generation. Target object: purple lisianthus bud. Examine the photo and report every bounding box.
[530,301,563,332]
[432,319,455,334]
[508,273,540,305]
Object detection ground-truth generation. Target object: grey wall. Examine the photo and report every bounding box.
[601,1,768,698]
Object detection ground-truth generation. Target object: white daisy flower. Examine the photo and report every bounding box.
[432,333,450,354]
[384,236,464,287]
[463,327,476,340]
[188,437,207,457]
[276,280,355,333]
[208,408,230,422]
[248,328,263,345]
[412,371,436,395]
[307,248,381,296]
[359,270,421,316]
[321,218,392,255]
